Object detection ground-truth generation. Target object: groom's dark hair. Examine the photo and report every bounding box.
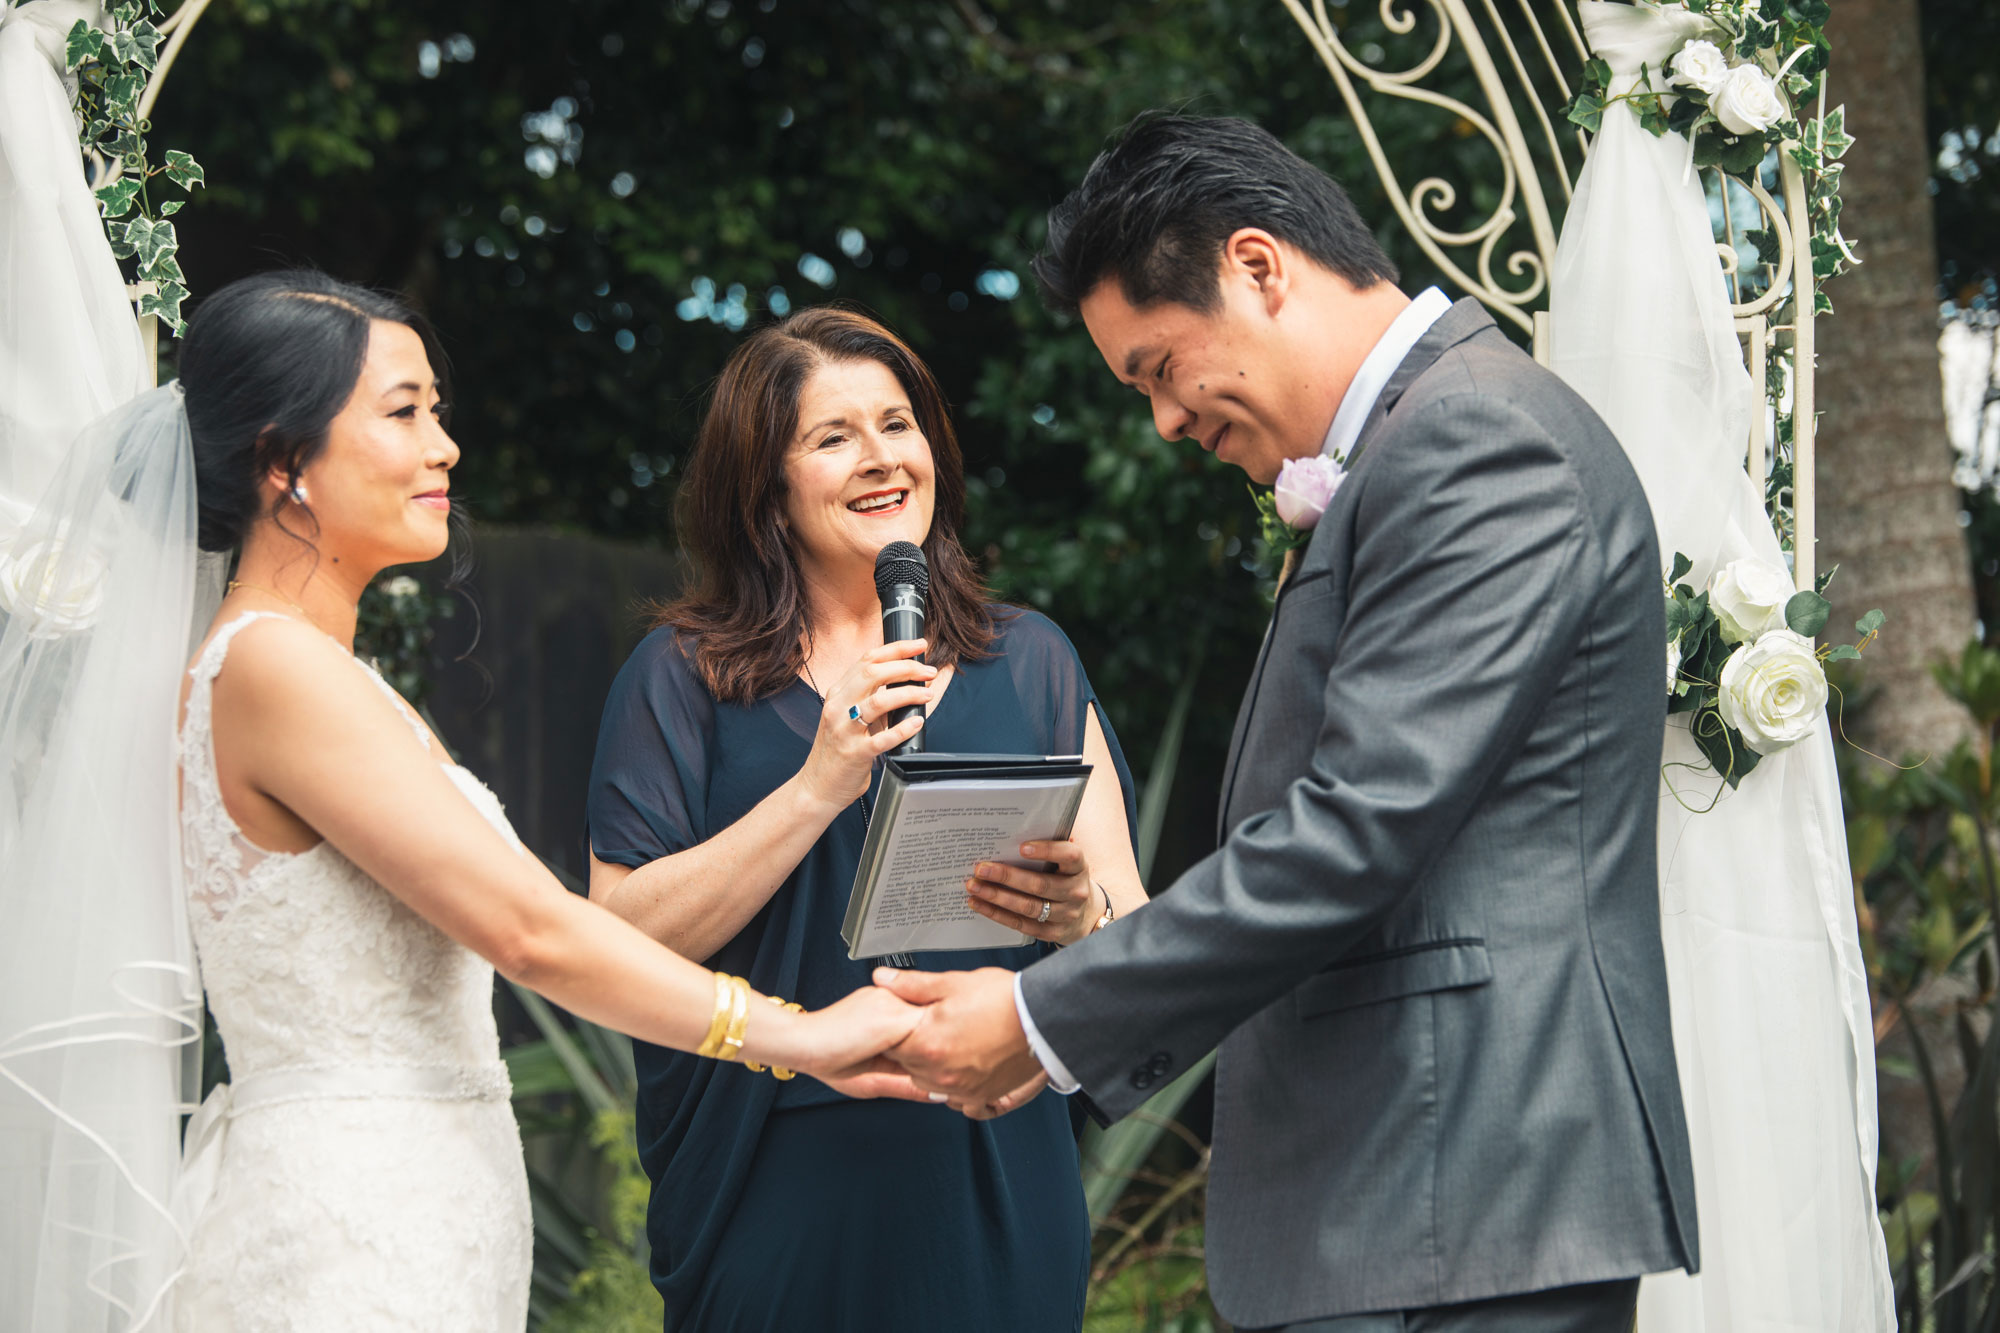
[1033,113,1397,316]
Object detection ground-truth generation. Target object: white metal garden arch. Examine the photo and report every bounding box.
[1279,0,1820,589]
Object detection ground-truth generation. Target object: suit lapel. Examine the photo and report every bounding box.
[1212,298,1498,840]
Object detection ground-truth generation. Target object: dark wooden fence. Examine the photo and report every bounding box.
[424,526,678,883]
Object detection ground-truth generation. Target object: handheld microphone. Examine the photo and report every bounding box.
[873,541,929,756]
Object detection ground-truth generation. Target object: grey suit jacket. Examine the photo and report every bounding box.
[1020,300,1698,1325]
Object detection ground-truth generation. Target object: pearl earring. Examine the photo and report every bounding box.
[291,483,309,504]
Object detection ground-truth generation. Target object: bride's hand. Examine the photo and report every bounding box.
[796,639,934,810]
[775,987,932,1102]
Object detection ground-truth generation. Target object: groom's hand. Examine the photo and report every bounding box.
[873,966,1044,1107]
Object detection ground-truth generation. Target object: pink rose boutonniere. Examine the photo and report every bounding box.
[1253,454,1346,574]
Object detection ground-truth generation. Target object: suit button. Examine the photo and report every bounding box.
[1146,1052,1172,1076]
[1130,1069,1156,1091]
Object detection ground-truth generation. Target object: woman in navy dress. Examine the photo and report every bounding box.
[586,306,1147,1332]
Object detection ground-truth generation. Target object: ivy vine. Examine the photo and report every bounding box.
[65,3,203,334]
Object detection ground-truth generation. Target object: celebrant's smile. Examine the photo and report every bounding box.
[846,488,909,516]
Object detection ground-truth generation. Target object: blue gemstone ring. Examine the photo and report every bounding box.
[848,705,864,724]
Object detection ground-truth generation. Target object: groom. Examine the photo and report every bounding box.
[877,114,1698,1329]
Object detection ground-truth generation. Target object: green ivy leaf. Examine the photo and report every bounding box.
[1564,92,1605,135]
[110,20,162,72]
[140,250,185,288]
[103,70,142,112]
[1819,105,1853,159]
[64,19,105,71]
[103,219,137,260]
[1856,609,1886,636]
[1791,0,1831,24]
[159,199,183,216]
[1785,589,1832,637]
[1637,97,1671,137]
[136,279,190,329]
[1825,643,1863,661]
[1691,710,1761,787]
[94,177,142,218]
[1669,551,1694,585]
[1691,128,1728,168]
[1666,96,1703,134]
[1584,56,1612,90]
[1813,289,1834,315]
[1738,17,1779,54]
[163,149,204,191]
[1719,134,1768,176]
[122,214,173,271]
[1745,227,1783,267]
[1815,563,1839,595]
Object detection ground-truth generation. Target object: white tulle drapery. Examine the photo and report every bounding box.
[0,2,213,1328]
[1550,4,1892,1328]
[0,0,148,531]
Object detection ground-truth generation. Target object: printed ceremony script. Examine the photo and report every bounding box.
[842,754,1092,959]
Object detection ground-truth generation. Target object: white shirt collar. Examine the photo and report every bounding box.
[1319,286,1454,462]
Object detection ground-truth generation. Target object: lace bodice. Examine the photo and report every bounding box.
[178,610,522,1078]
[172,611,533,1331]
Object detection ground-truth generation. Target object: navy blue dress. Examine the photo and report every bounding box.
[586,608,1134,1333]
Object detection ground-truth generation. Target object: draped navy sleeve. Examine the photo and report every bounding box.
[588,627,714,868]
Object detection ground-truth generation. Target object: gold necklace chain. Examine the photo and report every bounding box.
[226,579,315,618]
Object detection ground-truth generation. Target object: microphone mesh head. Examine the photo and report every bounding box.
[874,541,929,598]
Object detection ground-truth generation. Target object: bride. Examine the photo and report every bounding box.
[0,269,928,1331]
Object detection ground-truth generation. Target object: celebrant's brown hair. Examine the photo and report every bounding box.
[654,306,997,703]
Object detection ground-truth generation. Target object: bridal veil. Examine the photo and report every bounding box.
[0,2,217,1327]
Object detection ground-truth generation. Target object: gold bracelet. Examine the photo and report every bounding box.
[744,996,808,1079]
[771,1002,804,1080]
[700,972,740,1056]
[717,975,752,1062]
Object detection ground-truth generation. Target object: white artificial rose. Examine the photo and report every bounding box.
[1712,63,1785,136]
[1708,557,1794,644]
[0,537,108,638]
[1717,629,1827,756]
[1667,635,1684,694]
[384,575,422,599]
[1667,39,1730,97]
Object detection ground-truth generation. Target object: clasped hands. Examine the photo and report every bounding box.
[814,839,1099,1116]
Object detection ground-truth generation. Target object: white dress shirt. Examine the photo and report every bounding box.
[1013,286,1455,1098]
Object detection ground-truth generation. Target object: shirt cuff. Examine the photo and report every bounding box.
[1013,972,1081,1095]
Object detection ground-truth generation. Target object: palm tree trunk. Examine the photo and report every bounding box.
[1817,0,1975,760]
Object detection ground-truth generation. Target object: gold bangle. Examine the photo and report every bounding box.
[771,1002,805,1081]
[745,995,806,1077]
[695,972,734,1059]
[745,994,781,1072]
[717,975,751,1062]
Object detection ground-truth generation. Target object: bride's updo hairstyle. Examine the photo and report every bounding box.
[178,269,449,553]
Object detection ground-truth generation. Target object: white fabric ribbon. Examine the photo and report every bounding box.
[171,1062,513,1240]
[1552,5,1893,1330]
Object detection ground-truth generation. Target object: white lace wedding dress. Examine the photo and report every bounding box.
[173,612,532,1331]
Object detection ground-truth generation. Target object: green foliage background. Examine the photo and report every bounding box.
[154,0,1478,862]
